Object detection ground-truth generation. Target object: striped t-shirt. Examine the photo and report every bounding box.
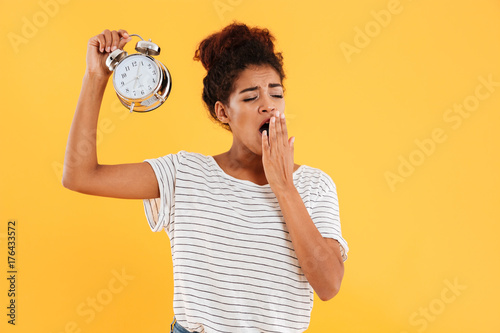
[143,150,349,333]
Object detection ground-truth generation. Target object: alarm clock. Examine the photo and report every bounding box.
[105,33,172,112]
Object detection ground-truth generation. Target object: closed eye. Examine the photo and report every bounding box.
[243,94,283,102]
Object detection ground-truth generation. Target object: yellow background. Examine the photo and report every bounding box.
[1,0,499,332]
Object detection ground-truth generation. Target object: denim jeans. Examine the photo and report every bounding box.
[170,316,198,333]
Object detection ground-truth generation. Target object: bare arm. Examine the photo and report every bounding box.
[261,112,344,301]
[62,29,159,199]
[275,186,344,302]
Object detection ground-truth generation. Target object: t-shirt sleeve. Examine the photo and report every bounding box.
[310,172,349,262]
[142,150,186,233]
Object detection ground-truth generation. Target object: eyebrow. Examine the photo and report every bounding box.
[239,83,283,94]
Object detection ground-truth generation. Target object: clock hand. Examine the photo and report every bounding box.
[133,60,142,89]
[124,73,141,86]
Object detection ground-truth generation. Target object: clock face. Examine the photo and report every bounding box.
[113,54,161,99]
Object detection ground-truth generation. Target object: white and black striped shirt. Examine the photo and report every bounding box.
[143,151,348,333]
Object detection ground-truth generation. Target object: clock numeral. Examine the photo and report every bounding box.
[121,73,127,79]
[121,81,125,86]
[148,85,152,90]
[132,61,137,67]
[141,90,145,95]
[152,70,156,75]
[141,61,144,65]
[133,91,137,96]
[125,88,129,93]
[147,63,152,68]
[152,78,156,83]
[125,66,130,71]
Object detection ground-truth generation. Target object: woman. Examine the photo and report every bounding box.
[63,23,349,333]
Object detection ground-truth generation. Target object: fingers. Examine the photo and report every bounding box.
[111,30,120,52]
[103,29,112,53]
[269,116,277,148]
[118,29,131,49]
[268,114,277,148]
[262,130,270,153]
[278,112,288,146]
[95,33,105,52]
[268,112,289,149]
[96,29,130,53]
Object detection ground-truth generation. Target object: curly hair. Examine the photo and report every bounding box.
[193,22,285,132]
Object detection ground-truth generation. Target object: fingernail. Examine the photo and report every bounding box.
[271,117,275,123]
[124,32,129,36]
[281,113,285,119]
[106,46,110,52]
[111,45,117,51]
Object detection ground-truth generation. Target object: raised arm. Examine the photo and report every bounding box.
[62,29,159,199]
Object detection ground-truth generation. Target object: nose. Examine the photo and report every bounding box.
[259,105,280,119]
[259,105,276,113]
[258,95,278,115]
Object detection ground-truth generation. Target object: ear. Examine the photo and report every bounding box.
[215,101,230,124]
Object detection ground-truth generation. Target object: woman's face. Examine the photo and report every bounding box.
[216,64,285,155]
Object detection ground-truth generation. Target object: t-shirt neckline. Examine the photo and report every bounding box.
[208,155,304,188]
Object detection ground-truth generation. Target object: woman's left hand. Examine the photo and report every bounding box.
[262,112,296,194]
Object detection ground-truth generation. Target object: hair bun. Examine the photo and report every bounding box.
[194,22,277,72]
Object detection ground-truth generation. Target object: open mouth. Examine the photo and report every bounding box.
[259,122,270,134]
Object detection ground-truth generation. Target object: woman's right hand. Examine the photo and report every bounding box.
[85,29,132,78]
[65,29,160,199]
